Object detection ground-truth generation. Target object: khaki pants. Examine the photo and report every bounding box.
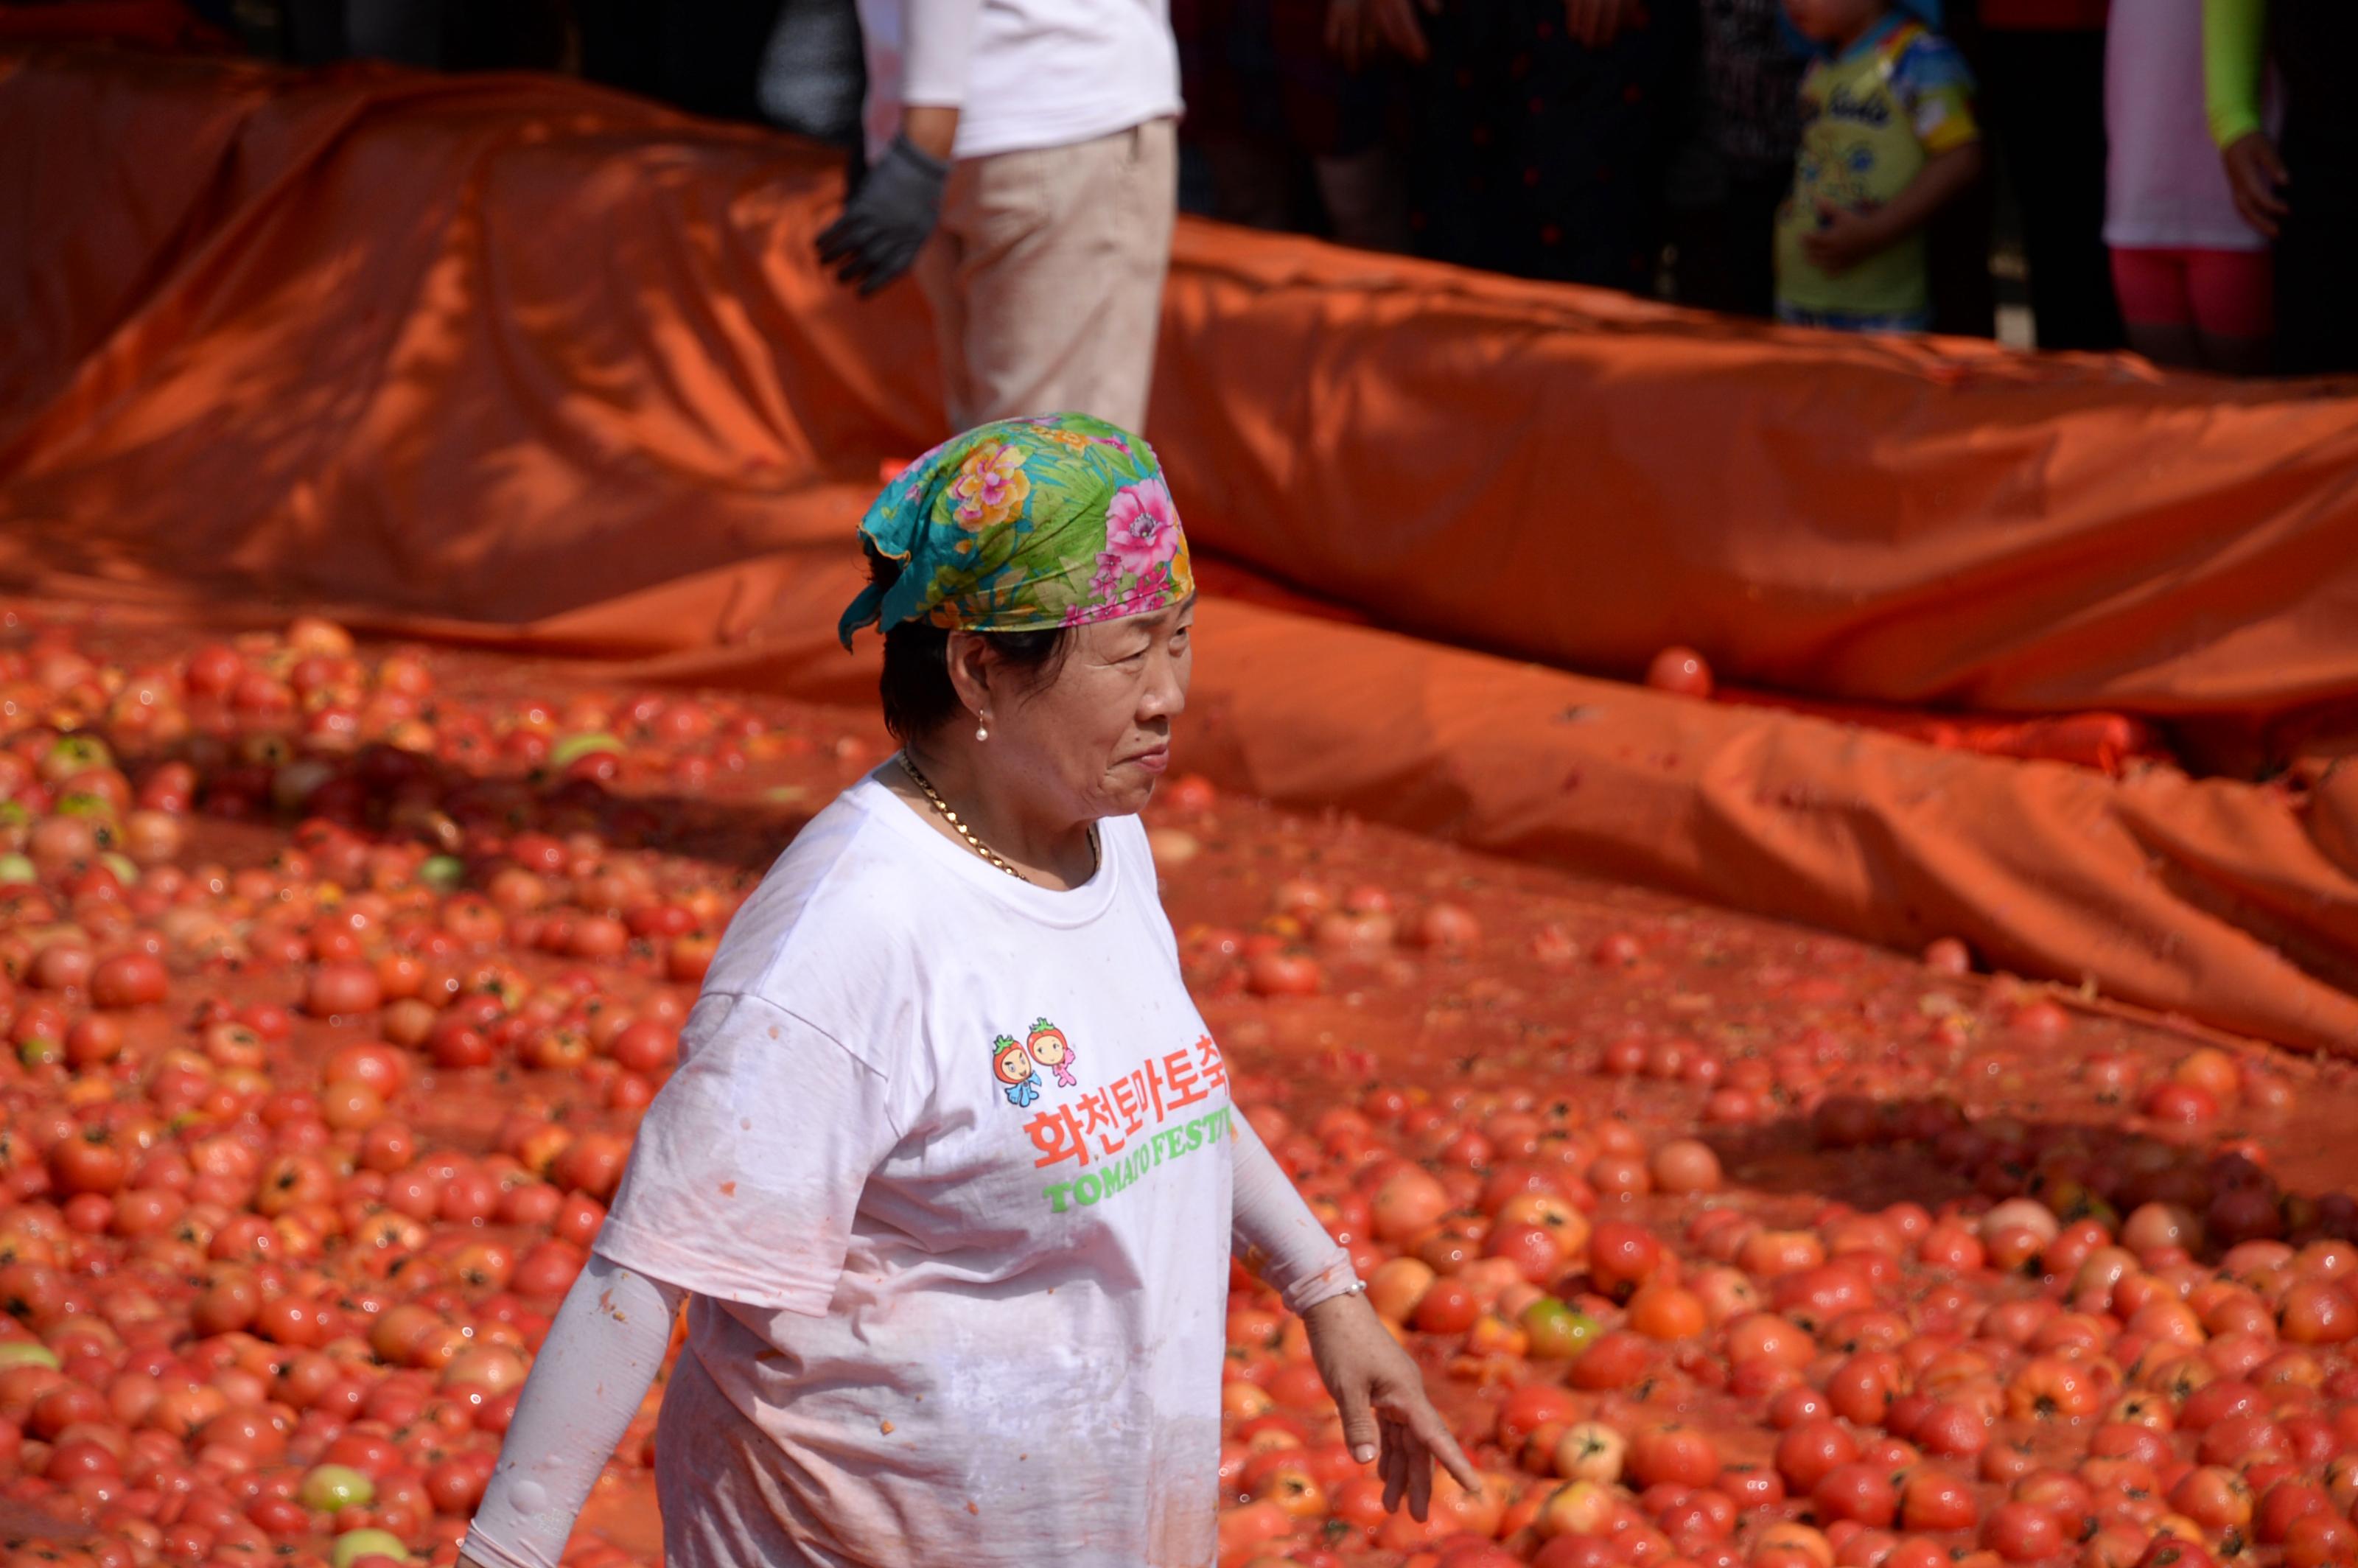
[916,117,1178,436]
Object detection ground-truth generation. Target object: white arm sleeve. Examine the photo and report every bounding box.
[900,0,984,109]
[461,1254,685,1568]
[1231,1116,1360,1315]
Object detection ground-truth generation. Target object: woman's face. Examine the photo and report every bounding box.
[962,598,1194,823]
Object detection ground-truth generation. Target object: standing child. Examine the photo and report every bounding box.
[2107,0,2273,373]
[1774,0,1984,334]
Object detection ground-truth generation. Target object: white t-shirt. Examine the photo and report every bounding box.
[598,777,1238,1568]
[855,0,1182,162]
[2104,0,2273,251]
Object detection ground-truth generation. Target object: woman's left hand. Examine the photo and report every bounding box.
[1301,1292,1481,1520]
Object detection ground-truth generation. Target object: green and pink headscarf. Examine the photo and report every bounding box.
[836,413,1195,647]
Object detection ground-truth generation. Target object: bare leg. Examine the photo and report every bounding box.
[1202,138,1294,232]
[1314,147,1412,254]
[2195,332,2275,377]
[2126,321,2203,371]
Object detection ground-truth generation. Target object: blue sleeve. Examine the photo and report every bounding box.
[1893,32,1981,151]
[1893,32,1976,98]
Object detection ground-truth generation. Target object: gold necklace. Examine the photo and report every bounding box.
[898,754,1097,886]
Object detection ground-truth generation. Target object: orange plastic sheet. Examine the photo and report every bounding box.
[4,50,2358,1050]
[1152,237,2358,775]
[1712,690,2171,776]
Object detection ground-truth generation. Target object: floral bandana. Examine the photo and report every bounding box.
[836,413,1195,648]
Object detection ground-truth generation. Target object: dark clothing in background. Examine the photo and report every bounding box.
[757,0,867,147]
[1174,0,1409,239]
[2269,0,2358,374]
[2270,0,2358,167]
[1667,0,1802,316]
[571,0,863,146]
[282,0,564,70]
[1694,0,1800,170]
[2273,124,2358,374]
[574,0,788,122]
[1670,161,1787,316]
[1976,24,2121,350]
[1407,0,1697,291]
[1176,0,1399,161]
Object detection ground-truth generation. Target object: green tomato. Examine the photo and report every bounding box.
[53,791,117,821]
[0,1342,60,1371]
[0,853,32,886]
[18,1037,60,1068]
[301,1464,378,1513]
[550,732,623,768]
[99,852,139,886]
[330,1529,410,1568]
[1521,1296,1602,1360]
[417,855,466,892]
[46,735,113,775]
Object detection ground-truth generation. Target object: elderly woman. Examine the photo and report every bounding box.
[457,413,1475,1568]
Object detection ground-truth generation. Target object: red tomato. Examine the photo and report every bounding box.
[88,952,168,1009]
[607,1020,680,1074]
[1900,1468,1980,1532]
[1629,1425,1722,1490]
[1569,1331,1658,1392]
[49,1133,126,1196]
[1494,1384,1578,1451]
[1592,1222,1669,1297]
[1812,1463,1897,1528]
[1982,1502,2066,1563]
[1485,1222,1567,1285]
[1775,1421,1860,1494]
[304,961,382,1018]
[1245,951,1323,998]
[1645,646,1713,699]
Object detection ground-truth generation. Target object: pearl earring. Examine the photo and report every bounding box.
[975,717,990,743]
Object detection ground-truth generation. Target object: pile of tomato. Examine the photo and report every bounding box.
[0,606,2354,1568]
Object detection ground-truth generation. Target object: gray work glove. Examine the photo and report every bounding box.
[816,133,949,296]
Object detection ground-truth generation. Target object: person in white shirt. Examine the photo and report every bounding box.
[455,415,1475,1568]
[817,0,1183,434]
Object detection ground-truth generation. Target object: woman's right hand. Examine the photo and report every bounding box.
[1301,1292,1481,1521]
[2222,132,2289,239]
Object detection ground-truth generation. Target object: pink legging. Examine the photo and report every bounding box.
[2110,246,2275,339]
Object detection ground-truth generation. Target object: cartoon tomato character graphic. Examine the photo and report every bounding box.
[1026,1018,1077,1088]
[991,1035,1040,1107]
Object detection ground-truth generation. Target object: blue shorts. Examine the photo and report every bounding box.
[1775,302,1934,335]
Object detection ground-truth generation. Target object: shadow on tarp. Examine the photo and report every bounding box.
[2,49,2358,1052]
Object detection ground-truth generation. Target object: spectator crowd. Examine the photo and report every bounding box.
[51,0,2357,379]
[1176,0,2353,374]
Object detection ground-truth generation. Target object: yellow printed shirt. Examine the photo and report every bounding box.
[1775,18,1980,320]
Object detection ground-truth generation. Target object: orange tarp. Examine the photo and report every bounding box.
[1157,252,2358,774]
[3,49,2357,1051]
